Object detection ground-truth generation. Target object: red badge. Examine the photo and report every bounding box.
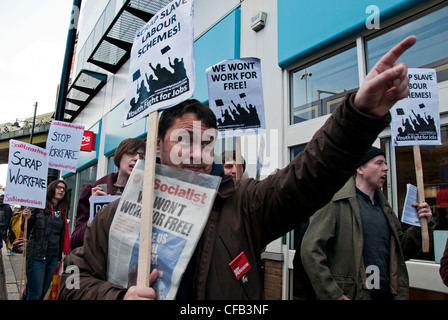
[229,251,251,280]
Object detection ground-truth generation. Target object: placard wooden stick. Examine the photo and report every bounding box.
[413,145,430,253]
[136,111,159,287]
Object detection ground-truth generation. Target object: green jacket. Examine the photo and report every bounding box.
[301,177,423,300]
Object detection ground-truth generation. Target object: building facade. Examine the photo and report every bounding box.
[63,0,448,299]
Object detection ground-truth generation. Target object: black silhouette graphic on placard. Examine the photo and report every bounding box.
[214,93,261,130]
[395,103,437,141]
[127,45,189,119]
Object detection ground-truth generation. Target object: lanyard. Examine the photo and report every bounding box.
[50,204,60,219]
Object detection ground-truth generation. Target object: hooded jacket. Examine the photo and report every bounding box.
[59,93,391,300]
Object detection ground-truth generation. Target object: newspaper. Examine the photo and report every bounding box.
[107,160,221,299]
[401,183,421,227]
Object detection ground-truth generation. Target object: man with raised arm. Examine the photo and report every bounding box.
[59,36,417,300]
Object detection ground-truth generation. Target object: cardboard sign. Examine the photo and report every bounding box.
[46,120,85,172]
[122,0,195,127]
[89,195,121,223]
[391,68,440,146]
[4,140,48,209]
[206,57,266,137]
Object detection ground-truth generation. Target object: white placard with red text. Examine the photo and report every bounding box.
[46,120,85,172]
[4,140,48,209]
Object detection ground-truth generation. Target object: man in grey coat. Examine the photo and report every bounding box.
[301,147,432,300]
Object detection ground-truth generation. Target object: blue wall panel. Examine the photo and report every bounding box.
[278,0,428,68]
[103,100,147,155]
[193,8,241,102]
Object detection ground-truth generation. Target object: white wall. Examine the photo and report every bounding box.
[240,0,285,179]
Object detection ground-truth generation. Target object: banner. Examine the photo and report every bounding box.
[107,160,221,300]
[391,68,440,146]
[206,57,266,137]
[123,0,195,127]
[4,140,48,209]
[46,120,85,172]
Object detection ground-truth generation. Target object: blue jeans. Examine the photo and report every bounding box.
[25,256,59,300]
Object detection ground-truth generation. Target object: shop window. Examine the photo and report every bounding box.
[107,155,118,174]
[64,174,77,234]
[62,164,97,233]
[290,46,359,124]
[366,5,448,71]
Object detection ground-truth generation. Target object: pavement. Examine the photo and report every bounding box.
[0,245,25,300]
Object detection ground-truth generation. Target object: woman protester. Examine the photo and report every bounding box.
[70,138,146,249]
[22,179,69,300]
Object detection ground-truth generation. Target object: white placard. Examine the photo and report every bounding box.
[206,57,266,137]
[4,140,48,209]
[46,120,85,172]
[123,0,195,127]
[391,68,440,146]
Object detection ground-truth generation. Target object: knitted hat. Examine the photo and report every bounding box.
[357,146,386,167]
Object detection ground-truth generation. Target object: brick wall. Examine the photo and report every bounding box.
[263,259,283,300]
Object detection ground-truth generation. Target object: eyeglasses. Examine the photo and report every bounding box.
[55,186,66,192]
[128,151,145,159]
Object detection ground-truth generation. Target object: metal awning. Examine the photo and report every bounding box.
[87,0,171,73]
[64,69,107,122]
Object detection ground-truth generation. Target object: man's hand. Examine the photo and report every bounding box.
[123,269,159,300]
[412,201,432,223]
[354,36,417,117]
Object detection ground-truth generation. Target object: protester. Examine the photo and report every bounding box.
[221,150,248,180]
[300,146,432,300]
[0,191,13,250]
[22,179,69,300]
[59,36,417,300]
[70,138,146,249]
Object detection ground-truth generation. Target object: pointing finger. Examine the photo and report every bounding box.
[373,36,417,72]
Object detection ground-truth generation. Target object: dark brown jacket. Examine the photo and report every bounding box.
[59,93,390,300]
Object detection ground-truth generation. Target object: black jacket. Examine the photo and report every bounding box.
[22,208,65,270]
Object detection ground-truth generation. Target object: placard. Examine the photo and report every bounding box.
[89,195,121,223]
[4,140,48,209]
[122,0,195,127]
[391,68,440,146]
[206,57,265,137]
[46,120,85,172]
